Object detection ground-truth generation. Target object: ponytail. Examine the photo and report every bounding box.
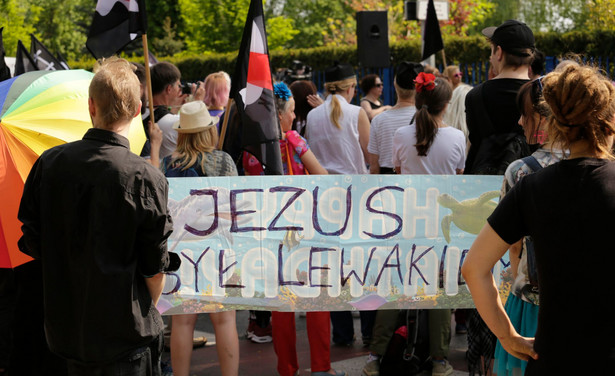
[324,77,356,129]
[414,105,439,156]
[413,77,452,156]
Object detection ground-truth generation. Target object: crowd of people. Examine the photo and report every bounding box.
[1,17,615,376]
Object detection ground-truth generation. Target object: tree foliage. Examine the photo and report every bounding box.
[0,0,41,56]
[519,0,586,32]
[584,0,615,32]
[30,0,91,60]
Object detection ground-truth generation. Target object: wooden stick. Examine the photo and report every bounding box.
[218,98,233,150]
[441,49,448,68]
[142,34,155,129]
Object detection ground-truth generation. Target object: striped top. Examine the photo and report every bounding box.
[367,106,416,169]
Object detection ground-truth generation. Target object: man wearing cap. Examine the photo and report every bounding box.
[464,20,535,174]
[17,57,175,375]
[367,62,423,175]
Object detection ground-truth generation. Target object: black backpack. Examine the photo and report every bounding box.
[379,310,432,375]
[467,85,530,175]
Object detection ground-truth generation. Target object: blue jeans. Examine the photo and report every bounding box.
[66,333,163,376]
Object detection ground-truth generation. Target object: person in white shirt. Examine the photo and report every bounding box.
[305,63,370,175]
[392,73,466,175]
[367,61,423,174]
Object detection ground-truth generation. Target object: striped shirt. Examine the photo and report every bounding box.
[367,106,416,169]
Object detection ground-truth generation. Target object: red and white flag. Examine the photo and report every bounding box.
[229,0,282,175]
[86,0,147,59]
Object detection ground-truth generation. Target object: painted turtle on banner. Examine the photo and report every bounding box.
[438,191,500,243]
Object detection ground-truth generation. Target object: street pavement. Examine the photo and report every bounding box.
[162,310,470,376]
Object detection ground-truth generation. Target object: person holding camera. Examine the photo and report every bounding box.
[149,61,204,159]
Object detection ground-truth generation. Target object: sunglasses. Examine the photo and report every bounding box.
[375,83,383,87]
[454,72,463,78]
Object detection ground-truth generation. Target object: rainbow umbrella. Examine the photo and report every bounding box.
[0,69,146,268]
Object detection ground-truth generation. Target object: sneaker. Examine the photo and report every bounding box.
[432,359,453,376]
[455,323,467,334]
[361,360,380,376]
[250,323,272,343]
[246,317,256,339]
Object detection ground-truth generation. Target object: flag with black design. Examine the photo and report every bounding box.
[86,0,147,59]
[229,0,282,175]
[0,28,11,81]
[14,40,38,76]
[421,0,444,61]
[147,50,158,66]
[30,34,65,71]
[56,52,71,70]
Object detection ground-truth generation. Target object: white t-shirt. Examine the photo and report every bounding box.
[158,113,179,159]
[306,94,368,175]
[392,124,466,174]
[367,106,416,169]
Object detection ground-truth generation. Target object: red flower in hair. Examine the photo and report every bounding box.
[414,72,436,93]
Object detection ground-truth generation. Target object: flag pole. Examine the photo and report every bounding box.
[141,34,155,129]
[441,49,447,68]
[217,98,233,150]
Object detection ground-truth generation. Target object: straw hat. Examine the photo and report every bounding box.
[172,101,219,133]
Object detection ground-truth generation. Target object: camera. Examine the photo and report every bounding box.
[180,82,198,95]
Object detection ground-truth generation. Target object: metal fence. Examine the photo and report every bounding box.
[311,56,615,106]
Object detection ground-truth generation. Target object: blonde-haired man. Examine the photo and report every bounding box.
[18,57,175,375]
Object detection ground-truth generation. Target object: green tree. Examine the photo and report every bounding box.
[151,16,184,56]
[179,0,298,54]
[0,0,41,56]
[584,0,615,32]
[144,0,183,47]
[31,0,91,61]
[471,0,520,34]
[519,0,586,32]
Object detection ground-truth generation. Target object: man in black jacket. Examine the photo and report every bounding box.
[464,20,535,175]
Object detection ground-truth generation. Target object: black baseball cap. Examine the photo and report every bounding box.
[395,62,424,90]
[325,62,355,82]
[482,20,535,57]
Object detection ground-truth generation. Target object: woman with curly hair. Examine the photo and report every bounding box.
[462,63,615,375]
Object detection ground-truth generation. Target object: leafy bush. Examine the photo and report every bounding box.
[69,30,615,81]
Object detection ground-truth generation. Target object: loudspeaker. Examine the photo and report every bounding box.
[404,1,418,21]
[356,11,390,68]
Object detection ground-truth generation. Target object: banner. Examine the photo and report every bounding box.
[159,174,509,314]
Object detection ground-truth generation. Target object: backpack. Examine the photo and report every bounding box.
[467,84,530,175]
[520,155,542,289]
[379,310,431,375]
[163,155,205,178]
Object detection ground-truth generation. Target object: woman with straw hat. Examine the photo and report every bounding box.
[163,100,239,376]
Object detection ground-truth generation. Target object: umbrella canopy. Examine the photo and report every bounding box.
[0,69,146,268]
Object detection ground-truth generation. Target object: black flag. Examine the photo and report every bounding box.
[56,52,71,70]
[14,40,38,76]
[30,34,65,71]
[421,0,444,61]
[86,0,147,59]
[0,28,11,81]
[229,0,282,175]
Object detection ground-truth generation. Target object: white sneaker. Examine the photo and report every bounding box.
[432,359,453,376]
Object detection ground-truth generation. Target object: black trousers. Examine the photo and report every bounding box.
[66,333,164,376]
